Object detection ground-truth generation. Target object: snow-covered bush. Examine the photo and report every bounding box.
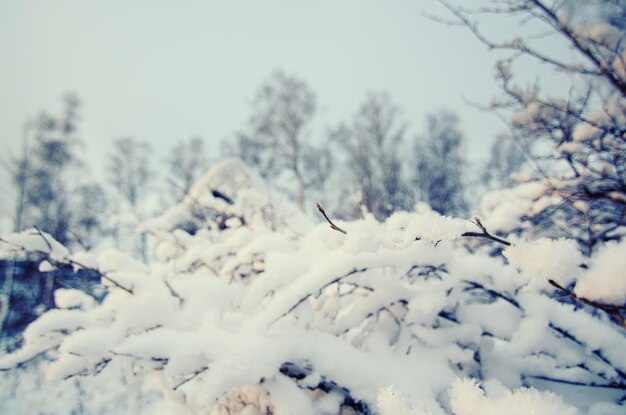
[441,0,626,255]
[1,159,624,414]
[0,234,104,354]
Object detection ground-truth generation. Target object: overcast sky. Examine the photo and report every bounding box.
[0,0,565,228]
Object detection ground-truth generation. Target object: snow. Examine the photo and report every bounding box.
[1,159,625,414]
[0,228,69,261]
[574,240,626,304]
[503,238,584,291]
[511,102,543,126]
[558,142,585,154]
[448,378,579,415]
[614,52,626,80]
[68,250,99,271]
[54,289,96,310]
[97,249,148,274]
[575,23,623,50]
[377,386,430,415]
[377,379,581,415]
[572,121,601,143]
[38,259,56,272]
[480,182,547,232]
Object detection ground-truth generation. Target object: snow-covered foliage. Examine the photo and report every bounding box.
[481,92,626,254]
[377,379,581,415]
[459,0,626,255]
[574,240,626,304]
[1,159,625,414]
[0,228,70,262]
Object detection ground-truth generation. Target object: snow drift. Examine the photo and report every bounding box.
[1,158,624,414]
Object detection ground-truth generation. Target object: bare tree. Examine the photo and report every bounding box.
[1,93,108,249]
[438,0,626,253]
[226,70,316,210]
[108,137,152,260]
[333,93,410,220]
[166,137,208,202]
[71,183,110,250]
[482,133,527,189]
[26,93,81,244]
[3,95,74,243]
[302,144,335,206]
[3,118,34,234]
[413,110,469,216]
[108,138,152,211]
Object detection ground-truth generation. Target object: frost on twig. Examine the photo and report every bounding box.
[3,160,625,413]
[0,230,134,295]
[173,366,209,391]
[462,218,626,327]
[549,279,626,329]
[462,217,511,246]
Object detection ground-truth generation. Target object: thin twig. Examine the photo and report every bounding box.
[316,202,347,235]
[461,217,512,246]
[63,357,112,380]
[0,236,134,295]
[456,218,626,328]
[173,366,209,391]
[524,374,626,390]
[549,323,626,379]
[548,279,626,328]
[33,226,53,252]
[0,344,60,371]
[164,280,184,306]
[65,257,134,295]
[275,267,368,322]
[463,280,522,309]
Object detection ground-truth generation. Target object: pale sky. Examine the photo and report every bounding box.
[0,0,566,227]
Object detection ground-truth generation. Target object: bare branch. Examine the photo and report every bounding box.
[436,0,602,76]
[316,202,347,235]
[524,374,626,390]
[164,280,184,306]
[463,280,522,309]
[275,267,368,322]
[528,0,626,96]
[459,217,625,327]
[0,345,60,371]
[0,236,134,295]
[461,217,512,246]
[173,366,209,391]
[34,226,53,252]
[548,279,626,328]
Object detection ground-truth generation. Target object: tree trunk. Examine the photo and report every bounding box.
[0,259,15,338]
[14,120,31,232]
[295,173,305,211]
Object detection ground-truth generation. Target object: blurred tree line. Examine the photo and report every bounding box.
[4,76,504,254]
[224,70,496,220]
[2,96,211,256]
[439,0,626,254]
[4,0,623,257]
[5,93,108,250]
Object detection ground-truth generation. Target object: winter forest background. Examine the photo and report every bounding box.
[1,0,626,414]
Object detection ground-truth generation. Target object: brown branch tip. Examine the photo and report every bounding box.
[462,217,511,247]
[316,202,347,235]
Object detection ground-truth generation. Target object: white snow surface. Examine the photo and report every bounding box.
[0,228,69,261]
[448,378,579,415]
[503,238,584,291]
[1,159,625,414]
[574,240,626,304]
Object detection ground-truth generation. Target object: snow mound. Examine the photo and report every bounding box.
[145,158,312,237]
[2,158,625,414]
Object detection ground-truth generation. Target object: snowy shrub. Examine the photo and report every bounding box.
[455,0,626,256]
[1,159,625,414]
